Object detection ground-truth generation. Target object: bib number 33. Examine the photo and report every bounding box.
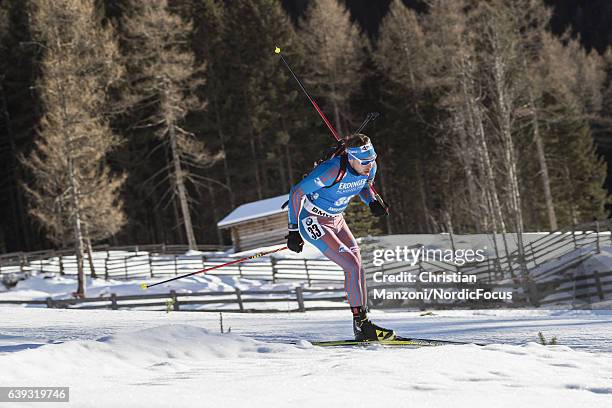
[302,216,326,240]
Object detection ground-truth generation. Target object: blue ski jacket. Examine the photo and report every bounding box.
[287,156,376,226]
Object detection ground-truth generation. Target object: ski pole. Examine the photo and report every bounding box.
[141,246,288,289]
[275,46,389,210]
[275,46,341,140]
[353,112,380,136]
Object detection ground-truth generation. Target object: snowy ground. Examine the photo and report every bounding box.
[1,239,611,407]
[1,307,611,407]
[0,273,347,312]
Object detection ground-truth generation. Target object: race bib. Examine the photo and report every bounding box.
[302,216,326,240]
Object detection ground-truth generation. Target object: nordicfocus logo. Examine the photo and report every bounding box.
[338,179,367,191]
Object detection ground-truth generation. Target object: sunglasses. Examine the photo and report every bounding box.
[348,151,376,165]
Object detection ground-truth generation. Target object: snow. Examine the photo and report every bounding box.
[528,243,598,282]
[575,245,612,276]
[0,244,333,285]
[1,308,611,407]
[217,194,288,227]
[1,273,298,300]
[0,243,344,312]
[0,272,347,313]
[1,238,612,406]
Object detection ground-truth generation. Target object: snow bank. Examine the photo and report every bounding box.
[0,308,611,407]
[0,325,290,380]
[1,323,611,408]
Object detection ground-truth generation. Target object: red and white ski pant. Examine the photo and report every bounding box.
[298,210,366,307]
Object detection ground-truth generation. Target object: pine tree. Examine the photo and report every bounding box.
[0,3,10,253]
[372,0,609,236]
[0,3,8,95]
[0,5,8,253]
[373,1,445,233]
[24,0,126,297]
[528,32,609,225]
[120,0,221,250]
[298,0,366,135]
[0,0,43,252]
[375,0,507,234]
[221,0,315,202]
[179,0,231,244]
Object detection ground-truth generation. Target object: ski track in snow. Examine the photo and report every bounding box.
[0,308,611,407]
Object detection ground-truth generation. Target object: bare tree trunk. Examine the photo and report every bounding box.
[490,30,524,234]
[68,157,86,298]
[457,55,490,231]
[525,80,557,230]
[458,52,506,233]
[474,102,506,232]
[158,76,198,250]
[443,209,454,234]
[501,128,523,232]
[488,37,526,272]
[169,123,197,250]
[162,142,184,243]
[453,110,482,231]
[57,64,86,296]
[489,231,502,277]
[85,236,96,279]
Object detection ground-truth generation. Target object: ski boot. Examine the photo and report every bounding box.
[352,306,396,341]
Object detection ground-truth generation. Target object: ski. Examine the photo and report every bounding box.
[309,336,481,348]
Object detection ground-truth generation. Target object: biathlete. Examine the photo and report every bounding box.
[286,134,396,341]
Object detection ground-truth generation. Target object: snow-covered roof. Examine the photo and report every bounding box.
[217,194,288,228]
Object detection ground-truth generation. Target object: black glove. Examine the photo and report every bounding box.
[286,230,304,253]
[369,200,389,217]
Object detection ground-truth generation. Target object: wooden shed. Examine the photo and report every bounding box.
[217,194,289,252]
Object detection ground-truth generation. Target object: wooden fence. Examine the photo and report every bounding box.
[1,270,609,311]
[0,287,347,313]
[0,251,344,284]
[2,222,610,284]
[449,221,611,282]
[0,243,230,274]
[2,222,612,310]
[535,270,612,306]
